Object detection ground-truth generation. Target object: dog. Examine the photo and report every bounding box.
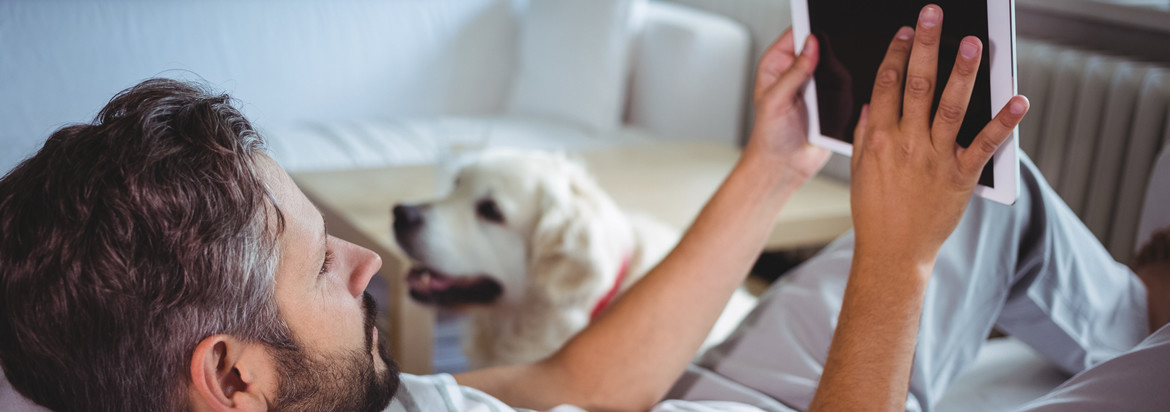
[392,149,753,369]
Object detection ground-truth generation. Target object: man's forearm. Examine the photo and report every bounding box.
[457,151,806,411]
[809,254,933,411]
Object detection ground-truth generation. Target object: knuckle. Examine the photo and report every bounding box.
[794,55,813,71]
[756,57,776,76]
[998,114,1017,129]
[923,156,937,172]
[865,130,889,151]
[916,34,939,48]
[899,141,915,157]
[936,102,965,123]
[892,40,913,54]
[757,88,793,115]
[876,68,901,89]
[976,137,1000,155]
[954,60,977,77]
[763,86,783,103]
[950,169,971,190]
[753,87,771,105]
[906,75,933,97]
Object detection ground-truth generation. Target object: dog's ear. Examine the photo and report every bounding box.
[527,160,627,307]
[528,206,602,307]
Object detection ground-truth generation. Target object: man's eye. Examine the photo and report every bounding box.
[319,249,335,276]
[476,199,505,223]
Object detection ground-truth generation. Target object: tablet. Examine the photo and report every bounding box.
[791,0,1019,205]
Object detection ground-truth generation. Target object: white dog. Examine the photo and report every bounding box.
[392,149,752,369]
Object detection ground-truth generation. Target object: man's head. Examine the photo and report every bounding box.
[0,79,399,411]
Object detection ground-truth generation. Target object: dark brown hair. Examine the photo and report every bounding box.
[0,79,294,411]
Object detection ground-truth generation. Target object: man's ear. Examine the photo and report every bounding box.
[188,334,277,412]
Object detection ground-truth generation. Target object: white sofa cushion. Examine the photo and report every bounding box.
[627,1,750,145]
[264,116,654,173]
[505,0,645,132]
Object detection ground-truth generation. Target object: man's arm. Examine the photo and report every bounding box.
[809,6,1030,411]
[455,29,830,412]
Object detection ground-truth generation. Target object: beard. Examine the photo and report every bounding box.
[269,292,401,411]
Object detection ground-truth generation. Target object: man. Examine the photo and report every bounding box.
[1,5,1166,412]
[0,79,399,411]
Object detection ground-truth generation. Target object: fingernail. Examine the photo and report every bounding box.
[802,35,815,55]
[1009,98,1027,115]
[921,6,940,28]
[896,26,914,40]
[959,39,978,59]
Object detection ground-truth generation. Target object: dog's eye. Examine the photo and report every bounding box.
[476,199,505,223]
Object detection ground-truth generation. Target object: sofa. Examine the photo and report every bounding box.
[0,0,751,175]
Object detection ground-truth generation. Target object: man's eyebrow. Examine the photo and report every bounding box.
[319,209,329,250]
[317,207,329,273]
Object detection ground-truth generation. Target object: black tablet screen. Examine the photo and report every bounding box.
[810,1,995,187]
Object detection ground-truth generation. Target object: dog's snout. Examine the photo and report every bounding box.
[393,204,426,233]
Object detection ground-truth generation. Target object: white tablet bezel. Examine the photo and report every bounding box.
[791,1,1019,205]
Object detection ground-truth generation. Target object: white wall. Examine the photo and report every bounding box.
[0,0,521,174]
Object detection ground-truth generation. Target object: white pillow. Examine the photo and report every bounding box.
[505,0,645,132]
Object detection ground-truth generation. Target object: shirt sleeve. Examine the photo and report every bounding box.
[384,373,551,412]
[383,373,769,412]
[650,400,771,412]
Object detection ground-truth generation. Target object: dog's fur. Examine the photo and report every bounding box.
[393,149,695,368]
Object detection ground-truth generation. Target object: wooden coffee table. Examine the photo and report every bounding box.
[291,141,851,374]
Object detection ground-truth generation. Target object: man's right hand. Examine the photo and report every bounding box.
[743,28,831,187]
[849,8,1029,268]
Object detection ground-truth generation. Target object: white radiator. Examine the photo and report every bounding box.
[1017,39,1170,262]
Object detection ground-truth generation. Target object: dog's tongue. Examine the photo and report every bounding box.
[410,269,457,293]
[427,273,456,292]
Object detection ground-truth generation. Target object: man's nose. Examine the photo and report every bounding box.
[392,204,426,234]
[346,241,383,298]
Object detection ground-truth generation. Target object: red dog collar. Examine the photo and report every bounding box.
[589,253,632,322]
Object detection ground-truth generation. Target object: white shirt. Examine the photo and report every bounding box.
[385,373,772,412]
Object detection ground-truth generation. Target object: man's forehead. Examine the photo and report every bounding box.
[256,155,326,270]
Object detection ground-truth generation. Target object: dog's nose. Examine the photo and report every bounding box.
[393,204,425,233]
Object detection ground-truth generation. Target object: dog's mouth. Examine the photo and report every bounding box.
[406,267,503,307]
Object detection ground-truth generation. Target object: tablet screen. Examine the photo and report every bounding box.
[810,0,994,187]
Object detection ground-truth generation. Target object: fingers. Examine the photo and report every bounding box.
[901,5,944,130]
[930,36,983,148]
[756,35,819,116]
[771,36,820,103]
[853,104,871,147]
[869,26,915,128]
[958,96,1029,174]
[755,28,797,100]
[852,104,871,166]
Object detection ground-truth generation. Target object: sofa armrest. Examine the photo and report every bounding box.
[626,1,751,145]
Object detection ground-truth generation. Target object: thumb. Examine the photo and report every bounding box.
[758,36,820,115]
[776,36,820,98]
